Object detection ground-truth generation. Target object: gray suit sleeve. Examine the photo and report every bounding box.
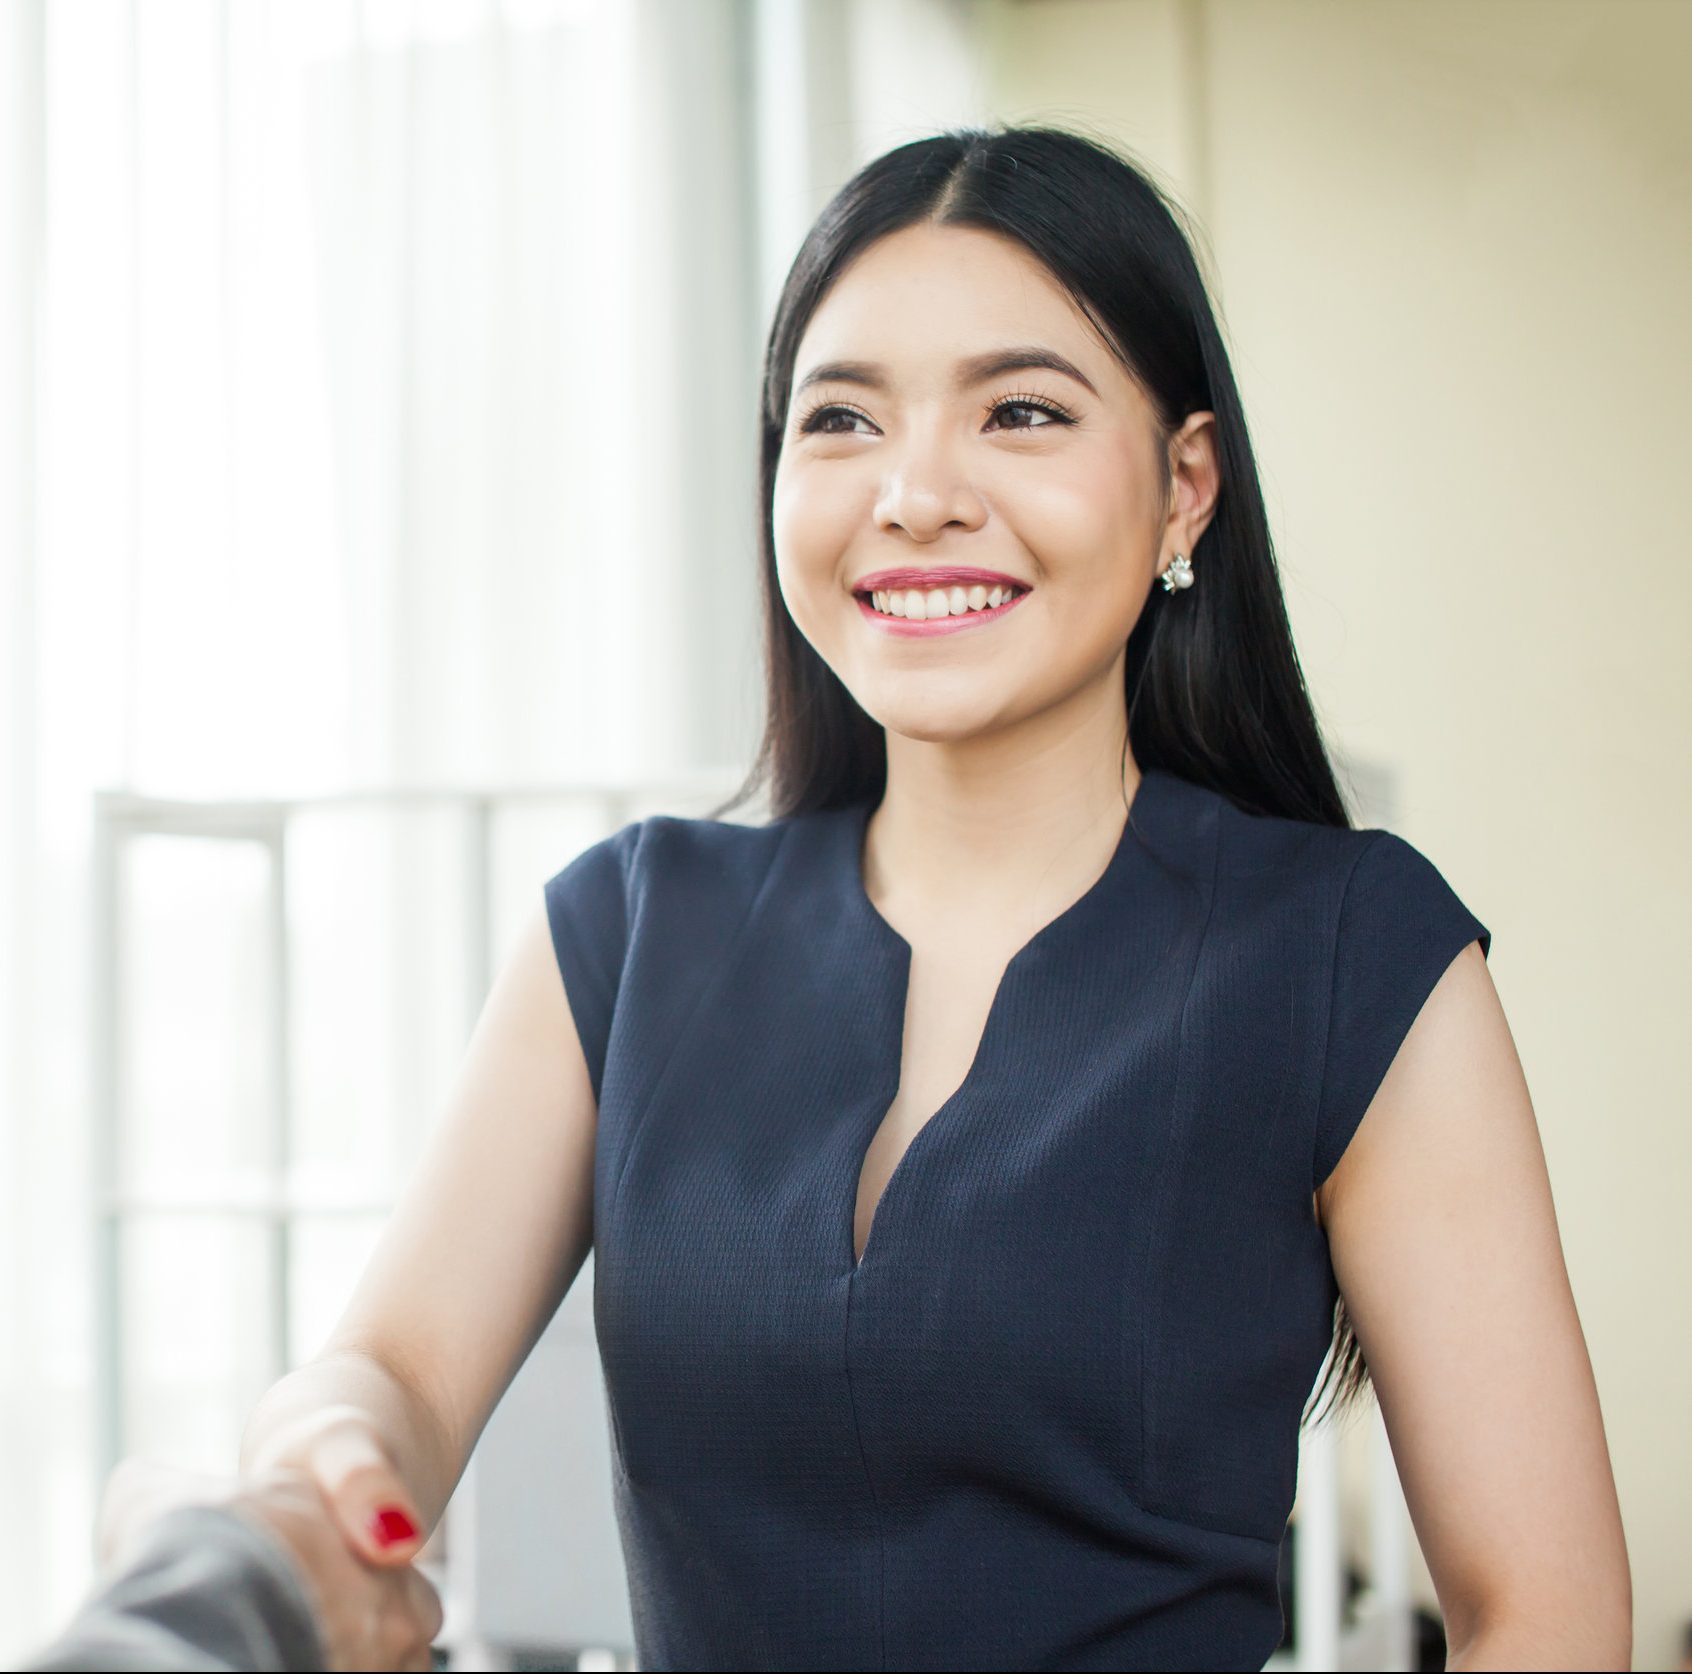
[20,1503,329,1673]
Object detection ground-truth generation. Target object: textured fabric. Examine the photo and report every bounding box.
[22,1504,327,1672]
[543,766,1490,1672]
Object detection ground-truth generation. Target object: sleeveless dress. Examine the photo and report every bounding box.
[542,766,1491,1672]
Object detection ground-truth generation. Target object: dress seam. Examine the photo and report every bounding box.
[606,817,800,1223]
[1311,828,1387,1194]
[1136,795,1225,1512]
[841,1271,886,1671]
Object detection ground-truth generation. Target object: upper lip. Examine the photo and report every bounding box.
[852,565,1031,594]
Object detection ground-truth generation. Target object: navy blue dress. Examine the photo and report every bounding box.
[543,766,1490,1672]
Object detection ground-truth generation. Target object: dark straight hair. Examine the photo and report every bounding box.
[710,123,1368,1425]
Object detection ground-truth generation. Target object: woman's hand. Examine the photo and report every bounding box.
[238,1402,431,1569]
[95,1449,442,1672]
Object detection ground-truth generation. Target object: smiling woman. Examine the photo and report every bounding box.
[548,122,1625,1670]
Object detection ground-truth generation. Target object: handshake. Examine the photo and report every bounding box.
[28,1405,444,1673]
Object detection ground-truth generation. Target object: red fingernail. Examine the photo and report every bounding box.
[370,1506,418,1546]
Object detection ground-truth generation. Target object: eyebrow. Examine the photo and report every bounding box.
[792,345,1101,404]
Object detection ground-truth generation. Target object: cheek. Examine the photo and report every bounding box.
[1008,449,1153,592]
[772,460,855,613]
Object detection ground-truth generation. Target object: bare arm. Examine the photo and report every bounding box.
[240,893,600,1537]
[1317,942,1631,1669]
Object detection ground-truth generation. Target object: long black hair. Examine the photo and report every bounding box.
[710,123,1368,1426]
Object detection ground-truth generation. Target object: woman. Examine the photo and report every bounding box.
[181,126,1626,1671]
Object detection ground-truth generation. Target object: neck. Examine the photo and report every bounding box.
[863,667,1141,924]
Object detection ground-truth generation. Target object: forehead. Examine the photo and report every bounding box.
[793,223,1124,393]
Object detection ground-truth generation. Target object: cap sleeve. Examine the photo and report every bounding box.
[543,820,643,1102]
[1313,829,1492,1192]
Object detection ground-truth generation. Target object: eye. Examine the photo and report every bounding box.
[794,392,1078,437]
[986,394,1076,431]
[796,401,873,437]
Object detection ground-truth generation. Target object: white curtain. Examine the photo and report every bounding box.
[0,0,762,1660]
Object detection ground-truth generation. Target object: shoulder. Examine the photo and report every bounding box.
[1172,773,1479,942]
[545,811,793,952]
[630,811,789,882]
[1164,772,1377,920]
[540,812,793,1094]
[634,811,790,907]
[546,810,785,897]
[1159,777,1493,1193]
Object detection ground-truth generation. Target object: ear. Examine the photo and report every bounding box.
[1164,411,1221,559]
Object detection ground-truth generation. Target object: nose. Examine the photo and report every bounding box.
[873,430,989,542]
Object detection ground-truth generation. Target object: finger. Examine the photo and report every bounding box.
[374,1583,438,1674]
[305,1420,426,1567]
[402,1564,446,1644]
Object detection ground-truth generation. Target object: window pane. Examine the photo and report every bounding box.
[288,804,474,1189]
[120,1213,274,1471]
[122,836,275,1194]
[288,1213,388,1366]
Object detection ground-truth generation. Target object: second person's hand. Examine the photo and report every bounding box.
[95,1453,442,1672]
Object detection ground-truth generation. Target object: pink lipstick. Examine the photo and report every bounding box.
[853,565,1028,593]
[852,566,1033,639]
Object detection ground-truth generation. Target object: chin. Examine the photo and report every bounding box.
[857,684,1016,746]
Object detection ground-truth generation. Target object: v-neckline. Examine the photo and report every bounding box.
[839,768,1170,1275]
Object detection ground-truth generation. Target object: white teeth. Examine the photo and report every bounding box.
[865,584,1023,619]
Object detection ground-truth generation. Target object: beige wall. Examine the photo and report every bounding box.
[982,1,1691,1667]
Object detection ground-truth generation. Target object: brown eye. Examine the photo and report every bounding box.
[798,404,870,436]
[987,397,1074,430]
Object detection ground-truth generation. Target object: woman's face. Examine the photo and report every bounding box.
[772,222,1212,746]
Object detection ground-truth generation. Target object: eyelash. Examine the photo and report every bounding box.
[794,390,1078,437]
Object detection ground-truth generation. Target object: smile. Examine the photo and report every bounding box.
[853,586,1031,637]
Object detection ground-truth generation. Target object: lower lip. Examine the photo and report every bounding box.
[854,590,1031,636]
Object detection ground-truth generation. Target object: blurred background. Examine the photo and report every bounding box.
[1,1,1687,1669]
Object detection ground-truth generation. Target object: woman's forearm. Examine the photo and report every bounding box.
[237,1345,463,1539]
[1445,1600,1631,1672]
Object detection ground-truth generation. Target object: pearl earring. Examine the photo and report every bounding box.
[1159,552,1194,593]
